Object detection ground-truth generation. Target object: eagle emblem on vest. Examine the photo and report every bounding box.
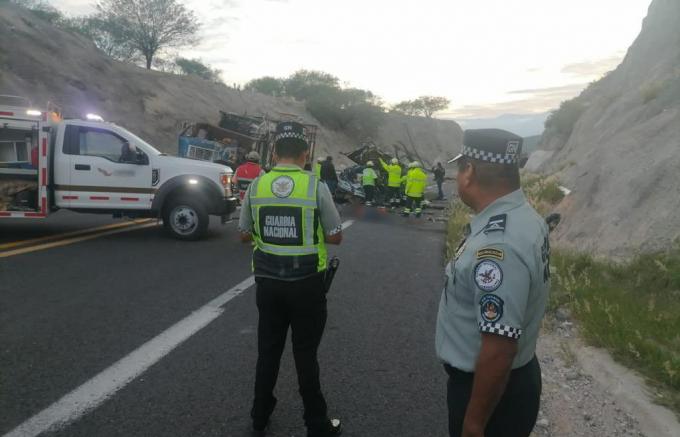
[272,175,295,198]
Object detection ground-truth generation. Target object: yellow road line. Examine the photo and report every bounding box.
[0,222,159,258]
[0,219,152,251]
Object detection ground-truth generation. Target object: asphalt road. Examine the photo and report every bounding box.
[0,204,450,437]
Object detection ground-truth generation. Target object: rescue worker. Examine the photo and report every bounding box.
[379,157,403,208]
[314,156,323,178]
[401,161,427,217]
[361,161,378,206]
[239,121,343,437]
[234,151,264,202]
[435,129,549,437]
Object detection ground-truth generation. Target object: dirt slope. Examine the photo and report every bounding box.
[0,3,462,167]
[536,0,680,256]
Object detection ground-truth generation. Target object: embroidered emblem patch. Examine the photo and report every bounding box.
[483,214,507,234]
[271,176,295,198]
[474,259,503,292]
[480,294,504,323]
[506,140,520,159]
[476,247,504,261]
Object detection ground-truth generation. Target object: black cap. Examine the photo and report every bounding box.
[275,121,309,147]
[448,129,523,165]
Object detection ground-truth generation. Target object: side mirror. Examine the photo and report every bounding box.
[136,150,149,165]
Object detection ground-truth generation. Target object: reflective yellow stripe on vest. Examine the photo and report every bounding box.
[249,167,327,278]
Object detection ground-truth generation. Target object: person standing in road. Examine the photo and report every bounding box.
[435,129,549,437]
[314,156,323,178]
[239,121,343,437]
[361,161,378,206]
[234,151,265,202]
[379,157,403,209]
[401,161,427,217]
[433,162,446,201]
[320,156,339,195]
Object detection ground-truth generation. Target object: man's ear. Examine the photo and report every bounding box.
[461,162,475,188]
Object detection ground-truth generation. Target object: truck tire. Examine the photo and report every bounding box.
[162,197,209,240]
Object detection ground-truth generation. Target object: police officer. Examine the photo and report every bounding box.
[239,121,343,437]
[435,129,550,437]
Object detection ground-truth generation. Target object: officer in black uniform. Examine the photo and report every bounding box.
[239,121,343,437]
[436,129,550,437]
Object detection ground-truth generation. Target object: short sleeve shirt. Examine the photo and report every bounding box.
[435,190,550,371]
[238,164,342,236]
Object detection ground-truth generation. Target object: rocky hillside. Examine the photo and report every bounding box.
[536,0,680,256]
[0,3,462,167]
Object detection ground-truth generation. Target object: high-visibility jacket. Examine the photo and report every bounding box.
[404,167,427,197]
[362,167,378,186]
[234,161,263,201]
[249,167,327,279]
[379,158,402,187]
[314,162,322,178]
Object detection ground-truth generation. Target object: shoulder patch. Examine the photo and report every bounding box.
[477,247,504,261]
[479,294,504,323]
[483,214,507,234]
[474,259,503,292]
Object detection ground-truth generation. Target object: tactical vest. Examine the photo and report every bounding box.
[249,167,327,279]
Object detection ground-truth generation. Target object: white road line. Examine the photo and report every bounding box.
[3,276,255,437]
[4,219,355,437]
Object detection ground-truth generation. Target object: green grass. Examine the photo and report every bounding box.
[445,174,680,415]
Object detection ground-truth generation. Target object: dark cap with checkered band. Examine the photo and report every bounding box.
[274,121,309,148]
[448,129,523,165]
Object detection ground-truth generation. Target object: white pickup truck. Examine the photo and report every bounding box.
[0,97,237,240]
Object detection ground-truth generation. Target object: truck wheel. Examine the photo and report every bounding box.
[163,197,209,240]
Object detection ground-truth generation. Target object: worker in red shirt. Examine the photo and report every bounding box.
[234,151,264,202]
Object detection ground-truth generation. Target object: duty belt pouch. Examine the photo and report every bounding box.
[323,256,340,293]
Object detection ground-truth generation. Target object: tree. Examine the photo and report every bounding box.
[244,76,285,96]
[392,96,450,117]
[392,100,424,116]
[416,96,450,118]
[96,0,200,69]
[11,0,62,23]
[284,70,340,100]
[175,57,222,82]
[64,15,139,62]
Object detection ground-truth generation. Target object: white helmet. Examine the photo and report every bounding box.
[409,161,422,168]
[246,151,260,162]
[391,158,399,165]
[366,161,374,167]
[317,156,324,162]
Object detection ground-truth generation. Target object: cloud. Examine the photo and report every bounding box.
[442,82,589,118]
[509,83,589,96]
[560,54,624,78]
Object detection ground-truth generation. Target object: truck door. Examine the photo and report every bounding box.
[62,125,153,209]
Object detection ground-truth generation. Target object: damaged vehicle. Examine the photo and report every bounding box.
[178,111,318,170]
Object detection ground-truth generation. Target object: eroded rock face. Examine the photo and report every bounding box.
[538,0,680,256]
[0,4,462,168]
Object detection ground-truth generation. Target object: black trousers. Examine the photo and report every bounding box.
[386,186,400,205]
[252,274,330,434]
[363,185,375,203]
[445,356,541,437]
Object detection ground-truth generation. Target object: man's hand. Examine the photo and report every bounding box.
[462,333,518,433]
[240,232,253,243]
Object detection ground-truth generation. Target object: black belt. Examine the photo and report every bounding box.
[444,355,537,379]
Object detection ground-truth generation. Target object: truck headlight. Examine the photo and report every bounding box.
[220,172,233,196]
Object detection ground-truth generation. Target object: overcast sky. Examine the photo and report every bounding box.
[54,0,651,118]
